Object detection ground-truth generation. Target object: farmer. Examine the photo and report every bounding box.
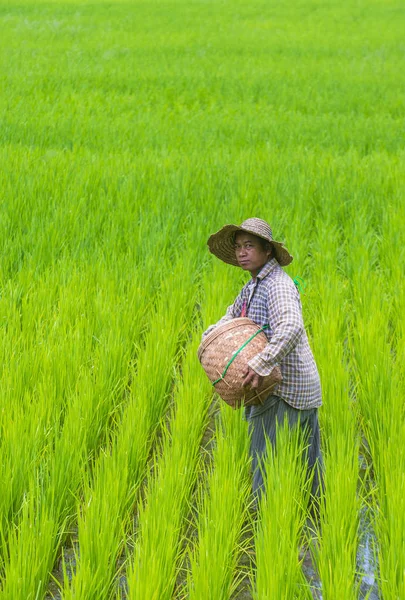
[203,218,323,508]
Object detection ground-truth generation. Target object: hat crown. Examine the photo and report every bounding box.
[240,218,273,241]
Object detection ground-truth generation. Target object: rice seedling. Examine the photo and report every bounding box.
[307,221,361,599]
[252,419,311,600]
[0,262,162,594]
[61,258,199,599]
[124,332,211,600]
[185,406,251,600]
[0,376,96,599]
[374,406,405,600]
[349,261,405,598]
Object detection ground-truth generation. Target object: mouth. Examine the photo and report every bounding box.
[239,260,250,266]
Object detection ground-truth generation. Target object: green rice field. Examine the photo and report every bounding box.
[0,0,404,597]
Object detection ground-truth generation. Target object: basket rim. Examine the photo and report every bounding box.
[198,317,262,361]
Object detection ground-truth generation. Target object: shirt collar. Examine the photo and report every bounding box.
[256,257,279,281]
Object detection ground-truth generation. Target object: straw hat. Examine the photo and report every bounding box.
[207,218,293,267]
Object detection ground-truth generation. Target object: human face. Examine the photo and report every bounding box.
[234,232,272,278]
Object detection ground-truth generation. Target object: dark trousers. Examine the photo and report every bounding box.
[246,395,323,509]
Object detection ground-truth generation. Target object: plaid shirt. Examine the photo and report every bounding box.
[204,258,322,410]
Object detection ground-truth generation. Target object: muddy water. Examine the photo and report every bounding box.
[299,530,379,600]
[357,509,380,600]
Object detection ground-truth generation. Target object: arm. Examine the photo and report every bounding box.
[247,279,304,377]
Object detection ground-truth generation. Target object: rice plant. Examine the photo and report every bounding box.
[309,221,361,600]
[124,332,211,599]
[62,261,198,599]
[185,407,251,600]
[252,419,311,600]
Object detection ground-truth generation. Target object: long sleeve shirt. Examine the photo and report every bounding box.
[203,258,322,411]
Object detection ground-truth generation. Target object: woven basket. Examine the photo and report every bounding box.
[198,318,282,409]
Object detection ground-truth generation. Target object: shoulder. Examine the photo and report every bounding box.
[265,266,300,301]
[265,263,295,287]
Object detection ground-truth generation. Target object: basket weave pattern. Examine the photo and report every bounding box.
[198,318,282,409]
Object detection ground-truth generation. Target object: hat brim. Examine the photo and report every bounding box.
[207,224,293,267]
